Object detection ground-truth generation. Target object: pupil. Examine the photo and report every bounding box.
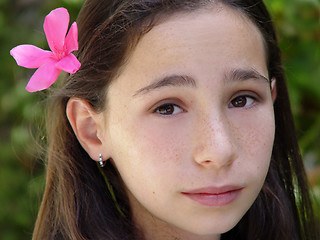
[158,104,174,114]
[233,96,247,107]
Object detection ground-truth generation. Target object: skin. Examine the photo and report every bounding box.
[68,4,277,240]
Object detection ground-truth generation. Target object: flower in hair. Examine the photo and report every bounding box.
[10,7,81,92]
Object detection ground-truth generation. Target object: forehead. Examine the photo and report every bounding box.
[140,5,264,56]
[112,4,267,90]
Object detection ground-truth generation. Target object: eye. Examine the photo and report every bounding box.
[154,103,183,115]
[229,95,256,108]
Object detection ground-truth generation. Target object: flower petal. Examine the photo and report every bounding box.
[65,22,79,53]
[44,8,69,53]
[10,44,53,69]
[55,53,81,74]
[26,59,61,92]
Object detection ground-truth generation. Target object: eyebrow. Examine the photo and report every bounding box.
[133,68,269,97]
[133,75,197,97]
[226,68,270,85]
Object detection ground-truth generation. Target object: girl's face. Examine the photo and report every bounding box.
[100,6,276,240]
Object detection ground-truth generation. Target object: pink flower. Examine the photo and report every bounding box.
[10,8,81,92]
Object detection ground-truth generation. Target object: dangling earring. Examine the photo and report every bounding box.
[99,153,105,167]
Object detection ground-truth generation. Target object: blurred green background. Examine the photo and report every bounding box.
[0,0,319,239]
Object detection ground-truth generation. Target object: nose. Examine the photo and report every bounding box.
[193,113,237,170]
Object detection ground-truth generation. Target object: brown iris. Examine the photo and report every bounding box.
[156,104,175,115]
[231,96,247,108]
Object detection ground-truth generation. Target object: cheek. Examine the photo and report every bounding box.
[123,114,188,159]
[107,120,185,213]
[232,108,275,180]
[107,115,187,186]
[232,105,275,150]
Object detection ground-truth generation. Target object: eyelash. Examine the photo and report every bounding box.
[153,93,259,116]
[228,94,258,109]
[153,103,184,116]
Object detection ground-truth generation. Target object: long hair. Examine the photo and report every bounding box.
[32,0,319,239]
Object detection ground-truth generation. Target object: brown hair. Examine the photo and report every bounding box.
[32,0,319,239]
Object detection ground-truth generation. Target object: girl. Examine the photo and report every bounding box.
[11,0,319,239]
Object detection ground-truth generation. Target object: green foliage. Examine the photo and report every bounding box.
[265,0,320,160]
[0,1,83,239]
[0,0,319,239]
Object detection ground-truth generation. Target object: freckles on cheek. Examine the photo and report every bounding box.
[233,114,275,156]
[139,131,182,163]
[231,125,274,188]
[234,123,273,187]
[134,119,185,153]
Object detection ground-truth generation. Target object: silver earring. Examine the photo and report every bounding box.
[99,154,105,167]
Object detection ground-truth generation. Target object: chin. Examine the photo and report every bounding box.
[175,216,242,237]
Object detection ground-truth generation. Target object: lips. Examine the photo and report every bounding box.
[181,185,243,207]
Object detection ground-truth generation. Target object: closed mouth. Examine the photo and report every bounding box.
[181,186,244,207]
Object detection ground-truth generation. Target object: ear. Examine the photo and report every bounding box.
[66,98,110,162]
[270,78,277,103]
